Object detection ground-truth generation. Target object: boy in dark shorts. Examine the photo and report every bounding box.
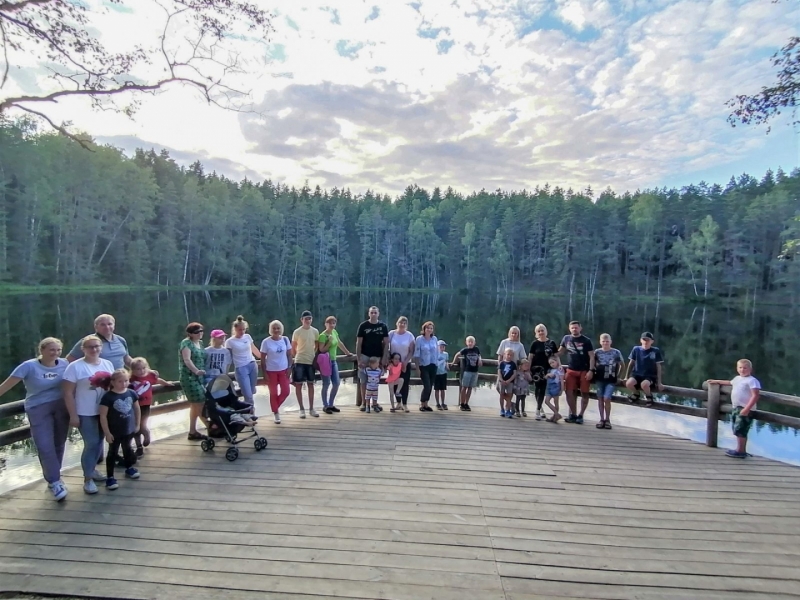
[434,340,449,410]
[625,332,664,406]
[707,359,761,458]
[558,321,595,424]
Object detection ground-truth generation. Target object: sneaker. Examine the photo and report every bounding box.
[459,404,466,411]
[366,405,371,413]
[500,410,505,417]
[309,409,319,417]
[89,469,107,482]
[374,405,382,413]
[48,481,68,501]
[521,411,527,417]
[125,467,140,479]
[329,406,341,413]
[274,413,281,424]
[535,410,543,421]
[136,447,144,458]
[565,414,577,423]
[390,406,396,413]
[83,480,98,495]
[360,405,367,412]
[299,409,307,419]
[442,404,448,410]
[507,411,514,418]
[725,450,747,459]
[105,477,119,490]
[464,404,471,411]
[403,405,409,413]
[323,407,333,414]
[575,415,584,425]
[436,404,443,410]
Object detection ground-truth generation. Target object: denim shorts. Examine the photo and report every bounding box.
[732,407,754,438]
[292,363,315,383]
[596,382,616,399]
[461,371,479,388]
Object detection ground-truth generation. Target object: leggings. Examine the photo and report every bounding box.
[515,394,527,413]
[267,370,291,413]
[398,366,411,405]
[134,405,151,448]
[235,361,259,406]
[420,364,437,405]
[321,361,341,408]
[107,433,136,478]
[26,399,70,484]
[534,379,546,411]
[78,415,104,478]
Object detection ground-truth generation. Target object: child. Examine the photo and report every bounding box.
[707,359,761,459]
[205,329,233,383]
[452,336,482,411]
[544,357,564,423]
[593,334,624,430]
[514,359,533,417]
[497,348,517,418]
[435,340,449,410]
[386,353,405,412]
[96,369,141,490]
[364,356,382,414]
[129,357,172,456]
[625,331,664,406]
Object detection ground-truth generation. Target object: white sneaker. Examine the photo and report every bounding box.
[535,410,543,421]
[49,481,68,501]
[83,480,98,495]
[299,409,306,419]
[90,469,107,482]
[274,413,281,424]
[309,409,319,418]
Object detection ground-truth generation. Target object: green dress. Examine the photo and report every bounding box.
[179,338,206,403]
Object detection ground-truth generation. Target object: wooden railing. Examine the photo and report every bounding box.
[1,355,799,448]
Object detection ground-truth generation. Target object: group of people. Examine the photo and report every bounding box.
[0,307,763,503]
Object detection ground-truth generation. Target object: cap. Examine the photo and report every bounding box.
[301,310,313,319]
[438,340,447,346]
[210,329,226,338]
[641,331,654,341]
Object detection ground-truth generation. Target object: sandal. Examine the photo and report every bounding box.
[628,394,640,404]
[596,420,605,429]
[187,432,206,441]
[644,396,654,407]
[546,414,561,423]
[604,421,613,429]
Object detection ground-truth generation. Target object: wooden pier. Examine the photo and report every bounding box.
[0,403,798,600]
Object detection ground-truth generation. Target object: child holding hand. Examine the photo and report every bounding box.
[96,369,141,490]
[129,357,172,456]
[544,357,564,423]
[497,349,517,418]
[386,353,405,412]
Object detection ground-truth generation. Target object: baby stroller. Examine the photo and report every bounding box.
[200,374,268,461]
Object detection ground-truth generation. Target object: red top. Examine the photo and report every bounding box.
[386,363,403,383]
[130,372,158,407]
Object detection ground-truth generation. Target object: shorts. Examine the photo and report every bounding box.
[365,388,379,403]
[496,380,514,395]
[565,369,591,394]
[461,371,479,388]
[732,407,753,438]
[292,363,315,383]
[357,354,371,384]
[434,374,448,391]
[596,382,616,399]
[546,382,561,397]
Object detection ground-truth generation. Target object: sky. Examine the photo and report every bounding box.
[5,0,800,195]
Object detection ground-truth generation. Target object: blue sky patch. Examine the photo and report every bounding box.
[367,6,380,21]
[437,39,455,55]
[336,40,365,59]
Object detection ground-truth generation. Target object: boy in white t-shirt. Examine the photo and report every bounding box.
[707,358,761,459]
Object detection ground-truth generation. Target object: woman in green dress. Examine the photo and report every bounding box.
[180,322,209,440]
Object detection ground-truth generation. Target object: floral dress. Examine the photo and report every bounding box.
[179,338,206,403]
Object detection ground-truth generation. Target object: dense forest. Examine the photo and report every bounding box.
[1,118,798,301]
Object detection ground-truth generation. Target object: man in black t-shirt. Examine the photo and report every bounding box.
[558,321,595,425]
[355,306,389,407]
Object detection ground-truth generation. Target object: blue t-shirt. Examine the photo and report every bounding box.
[10,358,69,409]
[68,334,129,369]
[414,336,439,367]
[628,345,664,380]
[436,351,449,375]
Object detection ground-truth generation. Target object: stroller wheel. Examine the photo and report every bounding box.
[255,437,268,451]
[206,438,215,451]
[225,447,239,462]
[200,439,211,452]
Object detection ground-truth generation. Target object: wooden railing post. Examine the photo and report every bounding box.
[706,383,721,448]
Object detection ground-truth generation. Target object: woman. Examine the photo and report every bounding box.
[259,320,293,424]
[414,321,439,412]
[495,326,527,415]
[0,338,70,501]
[317,315,354,414]
[180,322,209,440]
[63,335,114,495]
[388,316,415,413]
[529,324,558,421]
[67,313,131,369]
[225,315,261,411]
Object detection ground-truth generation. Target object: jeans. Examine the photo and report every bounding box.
[78,415,104,478]
[267,370,291,413]
[420,364,437,404]
[321,360,340,408]
[26,399,70,484]
[235,361,258,406]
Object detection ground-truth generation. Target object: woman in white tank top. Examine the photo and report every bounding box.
[388,316,415,410]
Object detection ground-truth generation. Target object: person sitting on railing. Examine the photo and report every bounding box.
[624,332,664,407]
[707,359,761,459]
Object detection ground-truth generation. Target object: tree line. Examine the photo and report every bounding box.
[0,119,798,301]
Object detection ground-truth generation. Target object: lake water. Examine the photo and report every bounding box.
[0,289,798,493]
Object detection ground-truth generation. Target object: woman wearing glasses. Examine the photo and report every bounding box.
[180,322,209,440]
[63,335,115,495]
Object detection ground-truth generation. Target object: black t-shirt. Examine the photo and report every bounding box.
[499,360,517,382]
[100,389,139,437]
[529,339,558,370]
[458,347,482,372]
[357,320,389,358]
[559,334,594,371]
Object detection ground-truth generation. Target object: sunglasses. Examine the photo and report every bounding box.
[84,345,102,350]
[190,330,204,334]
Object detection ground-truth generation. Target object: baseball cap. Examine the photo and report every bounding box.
[641,331,654,340]
[210,329,226,339]
[438,340,447,346]
[301,310,313,318]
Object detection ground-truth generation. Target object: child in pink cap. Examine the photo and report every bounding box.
[204,329,232,383]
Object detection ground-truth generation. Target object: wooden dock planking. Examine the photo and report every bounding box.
[1,406,798,599]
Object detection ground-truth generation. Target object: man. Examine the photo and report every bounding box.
[68,314,132,369]
[292,310,320,418]
[355,306,389,410]
[558,321,595,424]
[625,332,665,406]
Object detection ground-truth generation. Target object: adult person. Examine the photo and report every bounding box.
[355,306,389,406]
[260,320,293,424]
[414,321,439,412]
[179,322,209,440]
[529,324,558,421]
[317,315,355,415]
[292,310,319,418]
[67,313,132,369]
[63,335,114,494]
[495,326,527,415]
[225,315,261,411]
[558,320,595,425]
[0,338,70,501]
[388,316,415,412]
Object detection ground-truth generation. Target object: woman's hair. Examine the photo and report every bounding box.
[94,314,115,327]
[130,356,150,371]
[396,316,408,326]
[269,320,284,335]
[520,358,530,366]
[325,316,337,325]
[90,367,129,391]
[37,337,62,358]
[232,315,248,334]
[534,324,547,335]
[80,334,102,349]
[508,326,520,337]
[186,322,203,335]
[421,320,435,334]
[548,355,562,366]
[390,352,401,361]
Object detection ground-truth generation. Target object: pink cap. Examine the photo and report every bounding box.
[210,329,226,338]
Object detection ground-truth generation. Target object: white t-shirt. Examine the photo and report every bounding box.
[260,336,292,372]
[225,334,256,368]
[730,375,761,409]
[63,358,115,416]
[389,330,415,363]
[496,339,527,362]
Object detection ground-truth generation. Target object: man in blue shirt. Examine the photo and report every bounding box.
[67,314,131,369]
